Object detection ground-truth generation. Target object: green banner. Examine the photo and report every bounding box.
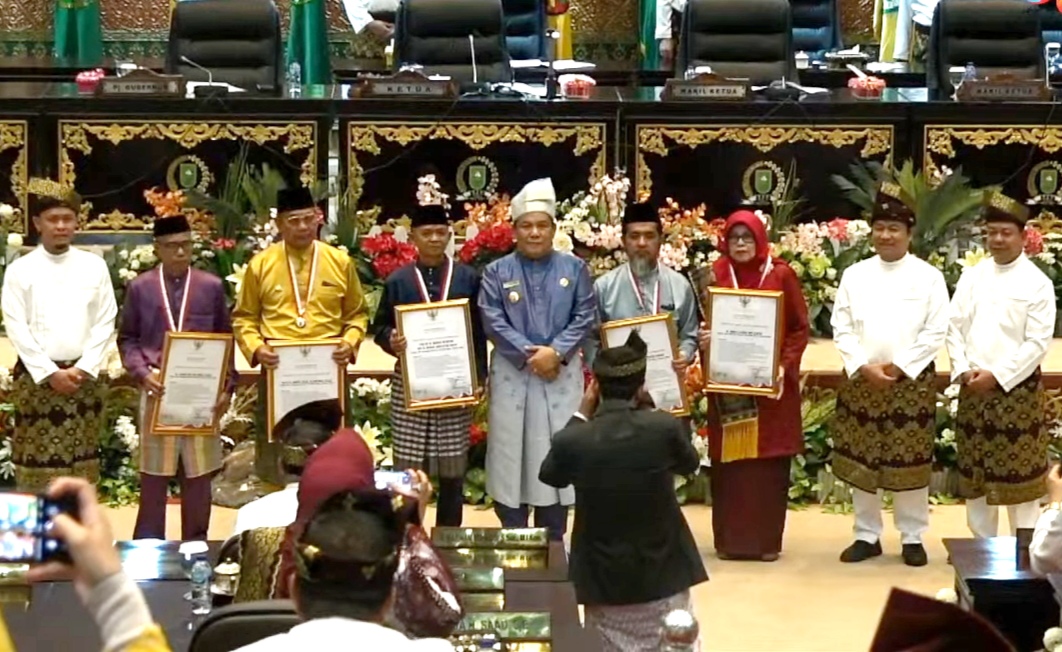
[54,0,104,66]
[286,0,333,85]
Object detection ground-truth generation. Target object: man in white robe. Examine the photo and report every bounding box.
[478,178,597,541]
[947,191,1055,538]
[830,182,949,567]
[1,178,117,491]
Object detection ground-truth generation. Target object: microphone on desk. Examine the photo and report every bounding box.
[545,28,561,101]
[460,31,491,95]
[180,55,229,98]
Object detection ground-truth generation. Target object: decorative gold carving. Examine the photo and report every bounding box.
[59,120,317,232]
[0,122,28,234]
[570,0,638,47]
[839,0,876,41]
[925,125,1062,185]
[347,122,607,205]
[635,124,893,196]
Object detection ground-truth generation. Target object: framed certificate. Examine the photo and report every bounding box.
[265,339,347,441]
[149,332,233,436]
[706,287,784,396]
[600,313,690,417]
[395,298,479,411]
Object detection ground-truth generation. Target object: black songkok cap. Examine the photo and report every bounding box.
[153,215,191,238]
[276,186,317,215]
[622,202,661,228]
[593,330,649,381]
[410,204,451,228]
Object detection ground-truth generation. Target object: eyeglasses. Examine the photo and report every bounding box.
[728,234,756,244]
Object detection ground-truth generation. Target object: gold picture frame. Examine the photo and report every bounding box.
[148,331,234,436]
[705,287,784,397]
[600,313,690,417]
[265,338,347,442]
[395,298,480,412]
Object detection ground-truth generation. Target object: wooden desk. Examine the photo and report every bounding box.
[944,538,1057,652]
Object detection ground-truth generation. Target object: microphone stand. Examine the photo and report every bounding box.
[180,55,228,99]
[545,29,560,100]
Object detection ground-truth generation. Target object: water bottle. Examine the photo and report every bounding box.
[287,62,302,97]
[1046,43,1061,86]
[963,62,977,83]
[190,559,212,615]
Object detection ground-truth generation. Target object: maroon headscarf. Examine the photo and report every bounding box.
[712,210,775,290]
[276,427,376,598]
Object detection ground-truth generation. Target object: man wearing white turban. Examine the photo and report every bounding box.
[477,177,597,540]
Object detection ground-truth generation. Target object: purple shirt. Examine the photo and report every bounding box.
[118,267,237,393]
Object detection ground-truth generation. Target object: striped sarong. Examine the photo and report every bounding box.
[390,371,471,479]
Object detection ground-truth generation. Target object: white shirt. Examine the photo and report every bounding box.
[1032,507,1062,576]
[1,246,117,383]
[946,254,1056,392]
[341,0,399,33]
[235,617,455,651]
[831,253,950,379]
[232,484,299,536]
[655,0,687,40]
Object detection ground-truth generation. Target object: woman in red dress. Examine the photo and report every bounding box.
[700,210,809,561]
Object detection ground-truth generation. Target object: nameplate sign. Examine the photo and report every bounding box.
[352,70,457,99]
[433,527,549,549]
[451,566,505,592]
[455,612,551,640]
[96,69,185,97]
[957,76,1050,102]
[663,73,750,101]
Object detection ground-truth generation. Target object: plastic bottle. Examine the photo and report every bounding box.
[190,559,213,615]
[963,62,977,82]
[287,62,302,97]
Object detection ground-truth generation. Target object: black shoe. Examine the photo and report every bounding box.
[840,540,883,563]
[902,543,928,567]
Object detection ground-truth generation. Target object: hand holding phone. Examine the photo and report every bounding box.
[26,478,121,596]
[0,490,79,564]
[374,470,414,492]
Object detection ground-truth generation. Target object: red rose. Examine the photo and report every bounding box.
[469,423,487,447]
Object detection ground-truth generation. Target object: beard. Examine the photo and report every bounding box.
[629,255,656,277]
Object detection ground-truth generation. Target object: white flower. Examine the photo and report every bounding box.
[393,226,409,243]
[102,342,126,379]
[553,231,574,253]
[1038,251,1057,266]
[944,383,960,399]
[114,415,139,452]
[226,264,247,295]
[0,204,13,220]
[6,233,21,249]
[0,437,13,481]
[0,367,11,392]
[130,259,140,270]
[571,221,593,245]
[826,267,837,281]
[118,249,128,260]
[354,421,386,465]
[934,588,958,604]
[824,286,838,302]
[1044,627,1062,651]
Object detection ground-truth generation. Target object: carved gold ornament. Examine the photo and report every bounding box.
[59,120,317,232]
[347,122,607,205]
[635,124,893,196]
[0,122,27,234]
[925,125,1062,181]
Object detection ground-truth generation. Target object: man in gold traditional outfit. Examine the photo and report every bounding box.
[233,186,369,483]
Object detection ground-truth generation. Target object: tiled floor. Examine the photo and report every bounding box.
[104,501,980,652]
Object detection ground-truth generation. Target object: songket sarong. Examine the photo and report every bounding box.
[390,370,470,479]
[584,590,699,652]
[9,361,102,492]
[956,371,1047,505]
[138,391,222,477]
[254,376,284,486]
[232,525,287,602]
[831,364,936,493]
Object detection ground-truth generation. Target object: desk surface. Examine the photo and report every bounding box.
[943,537,1044,583]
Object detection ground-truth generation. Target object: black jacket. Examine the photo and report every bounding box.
[539,399,708,605]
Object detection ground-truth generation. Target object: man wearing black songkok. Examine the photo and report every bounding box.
[539,331,707,651]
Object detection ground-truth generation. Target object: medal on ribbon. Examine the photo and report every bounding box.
[285,241,319,329]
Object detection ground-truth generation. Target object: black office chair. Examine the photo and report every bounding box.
[677,0,797,85]
[927,0,1044,94]
[188,600,300,652]
[165,0,283,91]
[789,0,842,59]
[1038,2,1062,48]
[393,0,512,83]
[502,0,547,60]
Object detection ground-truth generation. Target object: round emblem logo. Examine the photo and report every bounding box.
[166,155,213,193]
[456,156,500,201]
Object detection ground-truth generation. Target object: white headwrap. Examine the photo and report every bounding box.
[511,178,556,222]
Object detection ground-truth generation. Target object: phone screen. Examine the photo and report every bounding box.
[0,492,71,563]
[374,470,414,492]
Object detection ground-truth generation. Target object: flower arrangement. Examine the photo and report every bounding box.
[348,377,394,467]
[361,233,419,280]
[554,174,629,274]
[657,198,725,274]
[774,218,872,335]
[459,222,515,270]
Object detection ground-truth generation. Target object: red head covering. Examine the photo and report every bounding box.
[276,427,376,598]
[713,210,774,289]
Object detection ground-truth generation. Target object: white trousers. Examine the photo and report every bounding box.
[965,497,1041,538]
[853,487,929,545]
